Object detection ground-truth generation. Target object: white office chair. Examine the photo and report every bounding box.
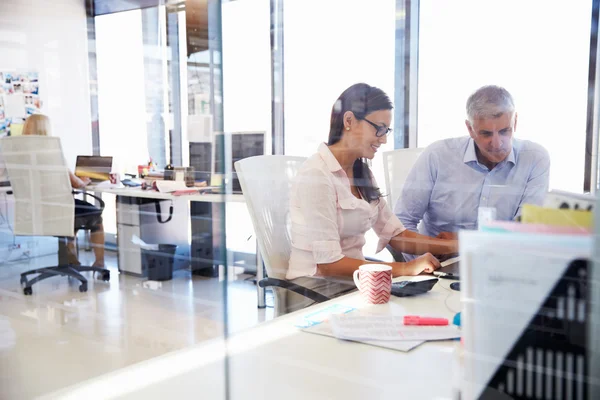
[236,155,348,316]
[0,136,110,295]
[383,147,425,207]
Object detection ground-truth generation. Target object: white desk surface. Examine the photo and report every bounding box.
[85,185,245,203]
[0,184,245,203]
[43,276,461,400]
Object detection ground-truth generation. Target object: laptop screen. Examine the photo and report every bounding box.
[74,156,113,182]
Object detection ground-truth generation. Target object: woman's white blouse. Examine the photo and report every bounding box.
[287,143,406,279]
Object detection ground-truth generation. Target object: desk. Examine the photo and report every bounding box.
[41,277,461,399]
[87,186,267,307]
[87,185,245,203]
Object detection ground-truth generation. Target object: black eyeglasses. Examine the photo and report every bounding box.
[362,118,392,137]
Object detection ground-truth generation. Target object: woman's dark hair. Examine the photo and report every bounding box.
[328,83,393,203]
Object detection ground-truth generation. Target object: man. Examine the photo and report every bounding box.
[394,85,550,256]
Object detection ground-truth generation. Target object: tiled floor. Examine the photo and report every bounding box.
[0,250,273,399]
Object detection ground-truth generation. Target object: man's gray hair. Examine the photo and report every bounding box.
[466,85,515,124]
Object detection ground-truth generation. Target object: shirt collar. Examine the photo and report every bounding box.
[318,143,343,172]
[463,138,478,164]
[463,138,517,168]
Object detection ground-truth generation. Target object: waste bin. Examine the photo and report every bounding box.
[142,244,177,281]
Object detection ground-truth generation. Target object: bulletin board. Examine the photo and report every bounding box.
[0,71,41,136]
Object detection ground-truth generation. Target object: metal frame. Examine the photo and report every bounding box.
[86,0,101,156]
[270,0,285,156]
[85,1,102,249]
[393,0,420,149]
[167,7,184,167]
[585,0,600,194]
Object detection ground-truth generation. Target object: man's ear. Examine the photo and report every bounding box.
[513,112,518,132]
[465,119,476,138]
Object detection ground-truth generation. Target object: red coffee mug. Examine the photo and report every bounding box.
[352,264,392,304]
[109,173,120,184]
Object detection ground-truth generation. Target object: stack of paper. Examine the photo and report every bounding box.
[482,220,590,235]
[304,320,423,352]
[329,314,460,342]
[299,308,460,353]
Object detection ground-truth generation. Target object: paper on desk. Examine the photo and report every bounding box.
[131,235,159,250]
[294,304,356,328]
[329,314,460,342]
[92,180,123,189]
[155,180,189,193]
[441,256,460,268]
[303,321,423,352]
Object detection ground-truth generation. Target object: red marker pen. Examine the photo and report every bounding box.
[404,315,449,326]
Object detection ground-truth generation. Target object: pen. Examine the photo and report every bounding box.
[404,316,449,326]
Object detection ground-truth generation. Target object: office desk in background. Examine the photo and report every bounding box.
[41,276,460,400]
[86,185,267,307]
[87,185,245,203]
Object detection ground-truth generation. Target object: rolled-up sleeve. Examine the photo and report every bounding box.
[290,168,344,265]
[373,197,406,253]
[515,147,550,218]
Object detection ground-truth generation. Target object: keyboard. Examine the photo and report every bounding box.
[121,179,142,187]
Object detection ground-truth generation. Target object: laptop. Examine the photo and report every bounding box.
[74,156,113,182]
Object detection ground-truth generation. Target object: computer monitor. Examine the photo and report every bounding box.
[74,156,113,182]
[212,132,265,193]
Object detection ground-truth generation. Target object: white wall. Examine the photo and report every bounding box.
[0,0,93,168]
[222,0,271,137]
[0,0,92,259]
[417,0,592,194]
[283,0,396,185]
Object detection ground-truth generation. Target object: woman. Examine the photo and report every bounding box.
[22,114,105,267]
[287,83,457,282]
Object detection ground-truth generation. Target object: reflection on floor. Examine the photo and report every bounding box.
[0,249,273,399]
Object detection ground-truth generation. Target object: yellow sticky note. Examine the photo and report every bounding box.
[521,204,593,228]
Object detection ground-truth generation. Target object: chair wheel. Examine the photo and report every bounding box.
[79,283,88,293]
[23,287,33,295]
[100,271,110,282]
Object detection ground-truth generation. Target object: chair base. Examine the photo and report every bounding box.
[20,265,110,295]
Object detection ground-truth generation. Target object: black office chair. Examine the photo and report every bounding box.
[0,136,111,295]
[19,190,110,295]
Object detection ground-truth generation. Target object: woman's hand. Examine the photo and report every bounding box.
[79,177,92,187]
[69,171,91,189]
[393,253,441,276]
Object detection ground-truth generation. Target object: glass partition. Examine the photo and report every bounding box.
[1,0,598,399]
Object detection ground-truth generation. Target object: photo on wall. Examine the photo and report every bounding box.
[0,70,41,136]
